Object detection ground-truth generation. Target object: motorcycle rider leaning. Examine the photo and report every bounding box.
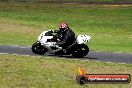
[51,22,76,49]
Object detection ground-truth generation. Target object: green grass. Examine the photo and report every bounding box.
[0,54,132,88]
[0,3,132,53]
[0,2,132,88]
[3,0,132,3]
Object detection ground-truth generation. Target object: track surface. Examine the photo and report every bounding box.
[0,45,132,64]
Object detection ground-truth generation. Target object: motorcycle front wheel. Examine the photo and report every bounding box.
[32,42,48,55]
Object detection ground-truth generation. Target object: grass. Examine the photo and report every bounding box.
[3,0,132,3]
[0,2,132,53]
[0,54,132,88]
[0,2,132,88]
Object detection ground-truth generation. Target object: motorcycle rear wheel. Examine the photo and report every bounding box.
[71,44,89,58]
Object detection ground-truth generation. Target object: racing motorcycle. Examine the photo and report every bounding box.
[31,30,91,57]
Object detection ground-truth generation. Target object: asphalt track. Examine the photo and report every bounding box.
[0,45,132,64]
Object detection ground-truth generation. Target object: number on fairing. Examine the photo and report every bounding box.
[76,35,91,44]
[82,35,88,42]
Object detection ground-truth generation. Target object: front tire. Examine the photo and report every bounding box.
[72,44,89,58]
[32,42,48,55]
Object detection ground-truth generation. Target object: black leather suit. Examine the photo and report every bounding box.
[55,29,76,49]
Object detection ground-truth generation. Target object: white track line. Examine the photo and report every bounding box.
[0,52,129,65]
[0,53,9,55]
[106,62,113,64]
[85,60,90,61]
[12,45,31,49]
[95,61,100,62]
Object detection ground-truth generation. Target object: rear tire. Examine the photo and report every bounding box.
[32,42,48,55]
[72,44,89,58]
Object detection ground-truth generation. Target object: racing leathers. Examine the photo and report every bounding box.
[54,29,76,49]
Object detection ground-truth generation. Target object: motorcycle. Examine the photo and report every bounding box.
[31,30,91,58]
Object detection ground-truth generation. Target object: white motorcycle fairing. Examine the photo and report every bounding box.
[37,31,62,53]
[76,35,91,44]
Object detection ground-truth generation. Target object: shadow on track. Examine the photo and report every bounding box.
[47,54,98,60]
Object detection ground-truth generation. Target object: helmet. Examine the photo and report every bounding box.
[59,22,69,32]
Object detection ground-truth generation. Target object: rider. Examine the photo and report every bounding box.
[53,22,76,49]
